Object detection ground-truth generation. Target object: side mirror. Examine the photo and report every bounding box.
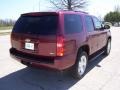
[104,25,110,29]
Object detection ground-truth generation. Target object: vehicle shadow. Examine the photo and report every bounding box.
[87,54,106,72]
[0,55,107,90]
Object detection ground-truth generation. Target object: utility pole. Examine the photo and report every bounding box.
[33,5,35,12]
[39,0,40,11]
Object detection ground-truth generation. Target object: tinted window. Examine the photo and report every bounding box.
[84,16,94,32]
[64,14,83,34]
[13,15,58,35]
[93,17,102,29]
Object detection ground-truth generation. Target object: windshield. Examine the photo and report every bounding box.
[13,15,58,35]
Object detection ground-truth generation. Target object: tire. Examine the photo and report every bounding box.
[72,51,88,79]
[104,39,111,55]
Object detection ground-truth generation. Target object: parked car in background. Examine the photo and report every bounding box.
[10,11,111,79]
[104,22,112,26]
[114,22,120,27]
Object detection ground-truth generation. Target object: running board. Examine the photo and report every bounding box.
[89,51,104,62]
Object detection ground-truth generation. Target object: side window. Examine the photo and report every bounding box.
[64,14,83,34]
[93,17,102,29]
[84,16,94,32]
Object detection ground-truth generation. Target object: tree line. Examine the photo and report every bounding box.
[0,19,16,27]
[104,5,120,26]
[104,11,120,25]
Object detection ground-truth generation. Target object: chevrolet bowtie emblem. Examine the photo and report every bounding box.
[25,39,31,42]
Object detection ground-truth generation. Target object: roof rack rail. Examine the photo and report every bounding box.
[62,10,88,14]
[74,11,88,14]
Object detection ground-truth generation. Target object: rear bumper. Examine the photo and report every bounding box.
[10,48,76,70]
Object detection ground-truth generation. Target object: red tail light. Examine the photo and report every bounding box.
[57,36,64,56]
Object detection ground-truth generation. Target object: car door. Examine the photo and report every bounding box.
[84,15,99,55]
[92,17,107,50]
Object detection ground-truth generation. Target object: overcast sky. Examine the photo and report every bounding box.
[0,0,120,20]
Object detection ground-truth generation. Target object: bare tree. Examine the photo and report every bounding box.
[49,0,88,11]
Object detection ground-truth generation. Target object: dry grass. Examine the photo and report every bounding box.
[0,26,13,30]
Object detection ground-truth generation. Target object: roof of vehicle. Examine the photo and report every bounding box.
[22,10,88,16]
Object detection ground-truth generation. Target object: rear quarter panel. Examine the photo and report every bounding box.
[62,13,87,65]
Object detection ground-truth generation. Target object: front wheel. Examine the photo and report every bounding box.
[72,51,88,79]
[104,39,111,55]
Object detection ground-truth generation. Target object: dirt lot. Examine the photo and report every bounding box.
[0,27,120,90]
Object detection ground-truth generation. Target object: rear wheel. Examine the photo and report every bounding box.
[104,39,111,55]
[72,51,88,79]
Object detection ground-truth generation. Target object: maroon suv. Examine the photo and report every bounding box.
[10,11,111,79]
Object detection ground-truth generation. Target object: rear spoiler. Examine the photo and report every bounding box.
[22,12,59,17]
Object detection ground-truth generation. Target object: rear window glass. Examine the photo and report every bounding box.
[13,15,58,35]
[64,14,83,34]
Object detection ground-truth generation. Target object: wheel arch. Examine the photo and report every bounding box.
[74,45,90,65]
[78,45,90,55]
[106,36,112,45]
[108,36,111,40]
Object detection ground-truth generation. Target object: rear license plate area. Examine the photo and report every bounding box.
[25,42,34,50]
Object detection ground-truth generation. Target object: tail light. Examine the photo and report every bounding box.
[57,36,64,56]
[11,33,15,40]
